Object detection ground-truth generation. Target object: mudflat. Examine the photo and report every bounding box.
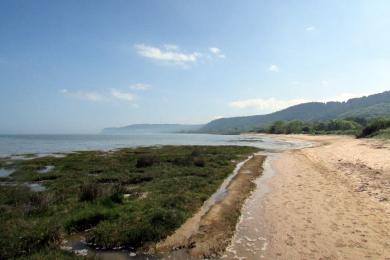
[261,135,390,259]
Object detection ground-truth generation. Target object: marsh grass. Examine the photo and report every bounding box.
[0,145,257,259]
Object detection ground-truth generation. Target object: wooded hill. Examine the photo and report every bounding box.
[199,91,390,134]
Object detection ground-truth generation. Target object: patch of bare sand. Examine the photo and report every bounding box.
[261,135,390,259]
[156,155,265,258]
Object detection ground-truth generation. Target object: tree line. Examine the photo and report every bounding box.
[255,117,390,138]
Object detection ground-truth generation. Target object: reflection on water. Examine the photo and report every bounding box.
[224,141,312,259]
[224,154,277,259]
[28,183,46,192]
[0,168,14,177]
[7,153,66,160]
[62,234,158,260]
[37,165,55,173]
[0,182,46,192]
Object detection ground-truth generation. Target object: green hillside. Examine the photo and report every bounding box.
[199,91,390,133]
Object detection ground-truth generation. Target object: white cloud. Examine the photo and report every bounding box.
[135,44,200,65]
[321,93,367,103]
[230,98,308,111]
[61,88,138,103]
[268,64,280,72]
[130,83,151,91]
[209,47,226,58]
[60,89,105,102]
[306,26,315,32]
[111,89,135,102]
[134,44,227,66]
[212,115,224,120]
[164,44,179,51]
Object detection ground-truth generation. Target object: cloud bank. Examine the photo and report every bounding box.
[229,92,371,113]
[230,98,308,111]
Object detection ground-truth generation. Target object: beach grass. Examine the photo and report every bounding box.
[0,145,258,259]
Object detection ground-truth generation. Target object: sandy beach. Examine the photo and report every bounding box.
[260,135,390,259]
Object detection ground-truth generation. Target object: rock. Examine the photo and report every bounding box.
[60,246,72,251]
[74,249,88,256]
[355,185,367,192]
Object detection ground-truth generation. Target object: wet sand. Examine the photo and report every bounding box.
[234,135,390,259]
[156,154,265,258]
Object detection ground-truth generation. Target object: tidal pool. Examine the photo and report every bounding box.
[28,183,46,192]
[0,168,14,177]
[37,165,55,173]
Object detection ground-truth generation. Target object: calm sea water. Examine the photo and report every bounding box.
[0,133,306,157]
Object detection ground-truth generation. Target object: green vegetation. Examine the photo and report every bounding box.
[257,118,363,135]
[255,117,390,139]
[0,145,258,259]
[200,91,390,133]
[357,118,390,138]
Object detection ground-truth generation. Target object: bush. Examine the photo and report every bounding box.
[64,207,115,233]
[109,184,126,204]
[358,118,390,138]
[0,219,61,259]
[86,221,128,248]
[193,157,205,167]
[126,174,153,184]
[23,192,52,215]
[136,155,159,168]
[79,182,100,202]
[171,156,193,166]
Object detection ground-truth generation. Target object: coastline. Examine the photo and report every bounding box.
[256,134,390,259]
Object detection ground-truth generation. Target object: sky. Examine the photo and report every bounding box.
[1,0,390,134]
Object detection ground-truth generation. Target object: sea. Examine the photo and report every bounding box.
[0,133,307,157]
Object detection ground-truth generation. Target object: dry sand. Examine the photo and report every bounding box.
[261,135,390,259]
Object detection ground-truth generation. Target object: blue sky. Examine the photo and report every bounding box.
[1,0,390,134]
